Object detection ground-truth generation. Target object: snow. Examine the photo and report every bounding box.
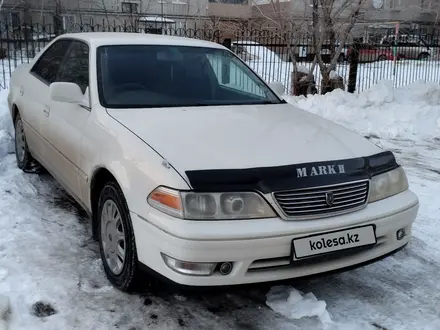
[329,70,340,80]
[1,68,440,330]
[284,80,440,141]
[266,286,332,325]
[0,296,9,330]
[233,40,282,63]
[298,65,310,75]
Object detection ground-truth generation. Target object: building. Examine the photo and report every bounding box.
[252,0,440,35]
[0,0,253,32]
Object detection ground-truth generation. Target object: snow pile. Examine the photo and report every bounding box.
[235,40,282,63]
[329,70,340,80]
[266,286,332,325]
[298,65,310,75]
[0,295,9,330]
[285,80,440,141]
[0,90,14,158]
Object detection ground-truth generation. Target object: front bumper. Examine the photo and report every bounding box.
[131,190,419,286]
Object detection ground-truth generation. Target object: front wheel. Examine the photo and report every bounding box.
[14,113,34,171]
[97,181,141,292]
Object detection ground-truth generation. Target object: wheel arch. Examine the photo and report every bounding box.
[11,103,19,123]
[90,166,122,240]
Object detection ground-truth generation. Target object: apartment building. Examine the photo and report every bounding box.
[252,0,440,33]
[0,0,252,31]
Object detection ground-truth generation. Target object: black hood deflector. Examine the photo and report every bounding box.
[185,151,398,193]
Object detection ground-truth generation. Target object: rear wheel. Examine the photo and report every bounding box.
[14,113,34,171]
[97,181,141,292]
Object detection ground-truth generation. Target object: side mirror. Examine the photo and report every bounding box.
[269,81,285,96]
[49,82,89,107]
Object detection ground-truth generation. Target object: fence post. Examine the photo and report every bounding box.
[347,39,361,93]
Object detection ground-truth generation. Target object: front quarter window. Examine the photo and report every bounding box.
[96,45,281,109]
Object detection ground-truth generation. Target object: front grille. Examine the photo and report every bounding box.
[273,180,369,219]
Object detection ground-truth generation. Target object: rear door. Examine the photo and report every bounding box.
[22,39,71,162]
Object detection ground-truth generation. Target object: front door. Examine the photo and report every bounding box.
[42,40,91,199]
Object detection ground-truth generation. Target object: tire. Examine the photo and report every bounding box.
[97,181,141,292]
[14,113,34,171]
[378,55,387,61]
[418,52,430,60]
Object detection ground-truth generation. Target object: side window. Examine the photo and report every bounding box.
[56,41,89,94]
[30,40,72,84]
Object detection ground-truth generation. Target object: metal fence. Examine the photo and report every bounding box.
[230,29,440,94]
[1,23,440,94]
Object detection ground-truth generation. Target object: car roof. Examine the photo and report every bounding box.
[58,32,226,50]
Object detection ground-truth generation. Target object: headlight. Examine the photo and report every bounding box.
[369,167,409,203]
[147,187,276,220]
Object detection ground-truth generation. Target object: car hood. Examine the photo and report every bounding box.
[107,103,381,173]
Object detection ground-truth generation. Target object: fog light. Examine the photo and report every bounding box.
[396,228,406,241]
[161,253,217,276]
[219,262,233,275]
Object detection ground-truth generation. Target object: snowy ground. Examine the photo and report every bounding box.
[0,81,440,330]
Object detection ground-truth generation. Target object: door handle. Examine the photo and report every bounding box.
[43,105,50,117]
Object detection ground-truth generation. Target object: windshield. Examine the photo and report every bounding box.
[96,45,281,108]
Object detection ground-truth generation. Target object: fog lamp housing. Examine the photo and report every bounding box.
[161,253,217,276]
[396,228,406,241]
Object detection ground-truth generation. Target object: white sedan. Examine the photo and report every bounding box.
[7,33,419,291]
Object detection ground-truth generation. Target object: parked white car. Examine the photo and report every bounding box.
[7,33,419,291]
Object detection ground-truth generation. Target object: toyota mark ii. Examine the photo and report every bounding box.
[7,33,419,291]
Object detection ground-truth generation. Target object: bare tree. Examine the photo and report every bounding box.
[311,0,366,93]
[252,0,366,94]
[252,0,310,95]
[53,0,63,34]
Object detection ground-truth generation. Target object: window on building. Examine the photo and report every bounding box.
[387,0,402,9]
[421,0,432,10]
[122,2,139,13]
[81,16,94,25]
[11,12,20,27]
[63,15,76,31]
[1,12,21,28]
